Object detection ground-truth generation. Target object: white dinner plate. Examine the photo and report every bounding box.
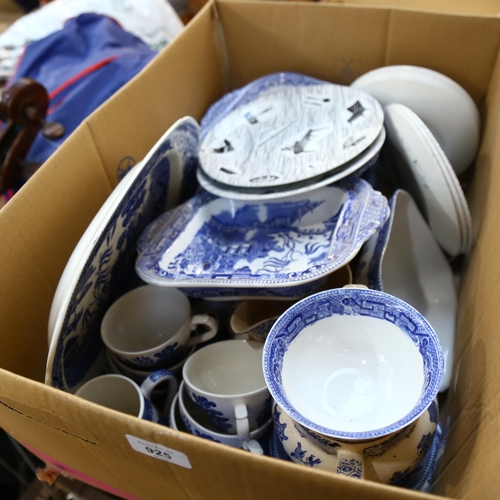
[351,65,480,175]
[383,103,472,257]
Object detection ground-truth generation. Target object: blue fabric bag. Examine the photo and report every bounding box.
[7,12,156,165]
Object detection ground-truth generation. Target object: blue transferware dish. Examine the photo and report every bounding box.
[135,176,390,299]
[46,117,200,393]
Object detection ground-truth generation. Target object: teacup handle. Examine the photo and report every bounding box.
[187,314,219,347]
[242,439,264,455]
[336,450,364,480]
[235,403,250,441]
[141,369,179,417]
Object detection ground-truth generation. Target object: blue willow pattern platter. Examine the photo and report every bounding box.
[135,177,390,299]
[263,288,444,440]
[45,117,200,393]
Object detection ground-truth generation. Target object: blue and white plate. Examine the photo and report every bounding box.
[45,117,200,393]
[135,177,390,299]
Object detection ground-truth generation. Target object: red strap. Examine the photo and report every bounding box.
[48,55,119,100]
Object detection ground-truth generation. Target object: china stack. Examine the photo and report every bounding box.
[197,72,387,201]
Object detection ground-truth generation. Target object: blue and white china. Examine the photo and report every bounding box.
[104,344,196,385]
[75,371,178,425]
[396,423,442,492]
[229,265,352,342]
[351,65,480,175]
[355,190,457,392]
[269,415,442,492]
[199,82,384,189]
[196,128,385,201]
[135,177,390,299]
[101,285,218,369]
[176,381,270,454]
[200,72,330,141]
[272,398,439,484]
[182,340,271,435]
[263,287,444,445]
[383,103,472,257]
[46,116,200,393]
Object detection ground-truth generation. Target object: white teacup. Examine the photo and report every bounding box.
[263,287,444,479]
[182,340,271,437]
[101,285,218,369]
[174,382,269,454]
[75,371,178,425]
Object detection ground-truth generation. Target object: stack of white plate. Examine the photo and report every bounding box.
[351,65,478,257]
[197,72,387,201]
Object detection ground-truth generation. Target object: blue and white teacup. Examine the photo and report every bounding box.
[101,285,218,369]
[182,340,272,437]
[173,382,270,454]
[263,286,444,480]
[75,371,178,425]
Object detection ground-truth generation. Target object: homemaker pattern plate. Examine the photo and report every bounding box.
[199,84,384,188]
[46,117,200,392]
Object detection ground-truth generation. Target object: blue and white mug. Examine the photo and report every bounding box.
[172,382,270,454]
[75,371,178,425]
[263,286,444,480]
[183,340,271,437]
[101,285,218,369]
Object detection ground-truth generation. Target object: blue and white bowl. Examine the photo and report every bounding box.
[263,287,444,442]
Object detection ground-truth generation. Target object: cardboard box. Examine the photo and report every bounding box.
[0,0,499,498]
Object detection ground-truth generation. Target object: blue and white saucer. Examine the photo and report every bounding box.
[135,177,390,300]
[45,117,200,393]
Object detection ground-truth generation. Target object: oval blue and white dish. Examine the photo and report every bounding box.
[135,177,390,299]
[46,117,200,393]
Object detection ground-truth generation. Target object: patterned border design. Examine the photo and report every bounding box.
[263,288,444,440]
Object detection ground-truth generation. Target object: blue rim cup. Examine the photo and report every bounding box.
[263,287,444,480]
